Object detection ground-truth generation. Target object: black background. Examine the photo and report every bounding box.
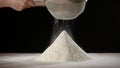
[0,0,120,53]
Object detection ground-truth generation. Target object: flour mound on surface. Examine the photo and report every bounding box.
[36,30,91,62]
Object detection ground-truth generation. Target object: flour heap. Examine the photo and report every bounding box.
[36,30,91,62]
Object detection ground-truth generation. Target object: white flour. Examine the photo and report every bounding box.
[36,30,91,62]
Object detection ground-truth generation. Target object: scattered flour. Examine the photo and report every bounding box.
[35,30,91,62]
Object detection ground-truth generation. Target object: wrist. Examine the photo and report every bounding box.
[1,0,9,7]
[3,0,13,7]
[0,0,6,7]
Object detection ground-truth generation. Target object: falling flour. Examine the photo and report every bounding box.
[35,30,91,62]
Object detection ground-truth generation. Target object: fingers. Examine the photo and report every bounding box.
[34,1,46,7]
[23,0,35,9]
[23,0,46,9]
[26,0,35,7]
[10,0,46,11]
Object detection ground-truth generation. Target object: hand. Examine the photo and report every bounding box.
[4,0,46,11]
[34,1,46,7]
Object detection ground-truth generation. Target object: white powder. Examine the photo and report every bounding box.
[36,30,91,62]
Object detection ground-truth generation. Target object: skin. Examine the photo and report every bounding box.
[68,0,83,3]
[0,0,46,11]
